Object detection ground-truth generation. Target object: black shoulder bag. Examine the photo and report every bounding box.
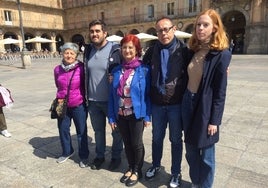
[50,68,76,119]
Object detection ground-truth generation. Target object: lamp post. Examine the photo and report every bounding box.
[16,0,31,68]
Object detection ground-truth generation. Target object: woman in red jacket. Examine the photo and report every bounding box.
[53,42,89,167]
[182,9,232,188]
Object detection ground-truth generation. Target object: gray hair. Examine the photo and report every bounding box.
[60,42,79,54]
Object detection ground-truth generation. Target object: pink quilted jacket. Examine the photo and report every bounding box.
[54,61,85,107]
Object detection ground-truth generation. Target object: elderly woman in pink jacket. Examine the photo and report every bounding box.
[53,42,89,168]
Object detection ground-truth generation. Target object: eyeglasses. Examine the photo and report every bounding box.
[156,25,174,34]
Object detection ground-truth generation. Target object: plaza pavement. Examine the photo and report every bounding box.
[0,55,268,188]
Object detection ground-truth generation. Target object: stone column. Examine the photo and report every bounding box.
[0,32,5,53]
[246,0,267,54]
[50,36,57,53]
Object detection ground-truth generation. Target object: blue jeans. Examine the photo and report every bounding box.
[151,103,183,175]
[57,103,89,160]
[185,144,215,188]
[88,101,123,159]
[182,89,215,187]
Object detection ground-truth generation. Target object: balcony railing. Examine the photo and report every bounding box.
[104,7,201,26]
[65,7,201,30]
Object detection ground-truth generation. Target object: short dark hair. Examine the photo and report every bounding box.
[88,20,107,32]
[155,16,173,25]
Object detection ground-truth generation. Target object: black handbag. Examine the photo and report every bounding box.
[50,98,67,119]
[50,69,76,119]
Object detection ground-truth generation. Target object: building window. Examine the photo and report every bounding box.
[134,7,137,23]
[167,2,175,16]
[148,4,154,18]
[4,10,12,21]
[189,0,197,13]
[101,11,105,21]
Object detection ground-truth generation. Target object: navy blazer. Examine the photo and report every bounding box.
[185,49,232,148]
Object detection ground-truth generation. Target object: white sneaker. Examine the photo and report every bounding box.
[145,166,161,180]
[56,151,75,163]
[169,174,181,188]
[1,130,11,137]
[79,159,88,168]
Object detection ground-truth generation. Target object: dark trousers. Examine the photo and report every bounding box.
[0,107,7,131]
[117,114,145,173]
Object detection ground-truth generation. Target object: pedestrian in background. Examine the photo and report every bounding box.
[53,42,89,167]
[108,34,151,187]
[0,107,11,138]
[0,84,13,138]
[83,20,123,171]
[181,9,232,188]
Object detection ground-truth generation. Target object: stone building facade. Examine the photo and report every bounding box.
[0,0,267,54]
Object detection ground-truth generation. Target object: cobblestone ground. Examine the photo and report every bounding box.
[0,55,268,188]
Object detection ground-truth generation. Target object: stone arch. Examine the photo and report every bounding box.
[182,23,194,43]
[222,10,246,54]
[129,29,139,34]
[221,8,249,26]
[71,34,85,52]
[3,32,17,39]
[56,34,64,52]
[145,27,157,47]
[185,24,194,34]
[115,30,124,37]
[146,27,157,36]
[3,32,19,52]
[25,33,34,51]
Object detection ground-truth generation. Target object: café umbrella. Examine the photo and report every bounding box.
[0,38,22,44]
[106,35,123,42]
[135,33,158,42]
[174,30,192,39]
[25,36,56,43]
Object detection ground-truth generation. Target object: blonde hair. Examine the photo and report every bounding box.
[188,9,229,52]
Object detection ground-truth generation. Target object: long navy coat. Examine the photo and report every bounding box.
[185,49,232,148]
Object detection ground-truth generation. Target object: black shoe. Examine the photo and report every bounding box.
[145,166,161,180]
[125,171,141,187]
[108,158,121,171]
[120,169,132,183]
[90,158,105,170]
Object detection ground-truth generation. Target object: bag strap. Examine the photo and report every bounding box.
[66,67,77,102]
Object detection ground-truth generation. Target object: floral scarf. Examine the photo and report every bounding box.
[117,57,141,96]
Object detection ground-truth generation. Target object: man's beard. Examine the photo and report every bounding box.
[92,38,105,47]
